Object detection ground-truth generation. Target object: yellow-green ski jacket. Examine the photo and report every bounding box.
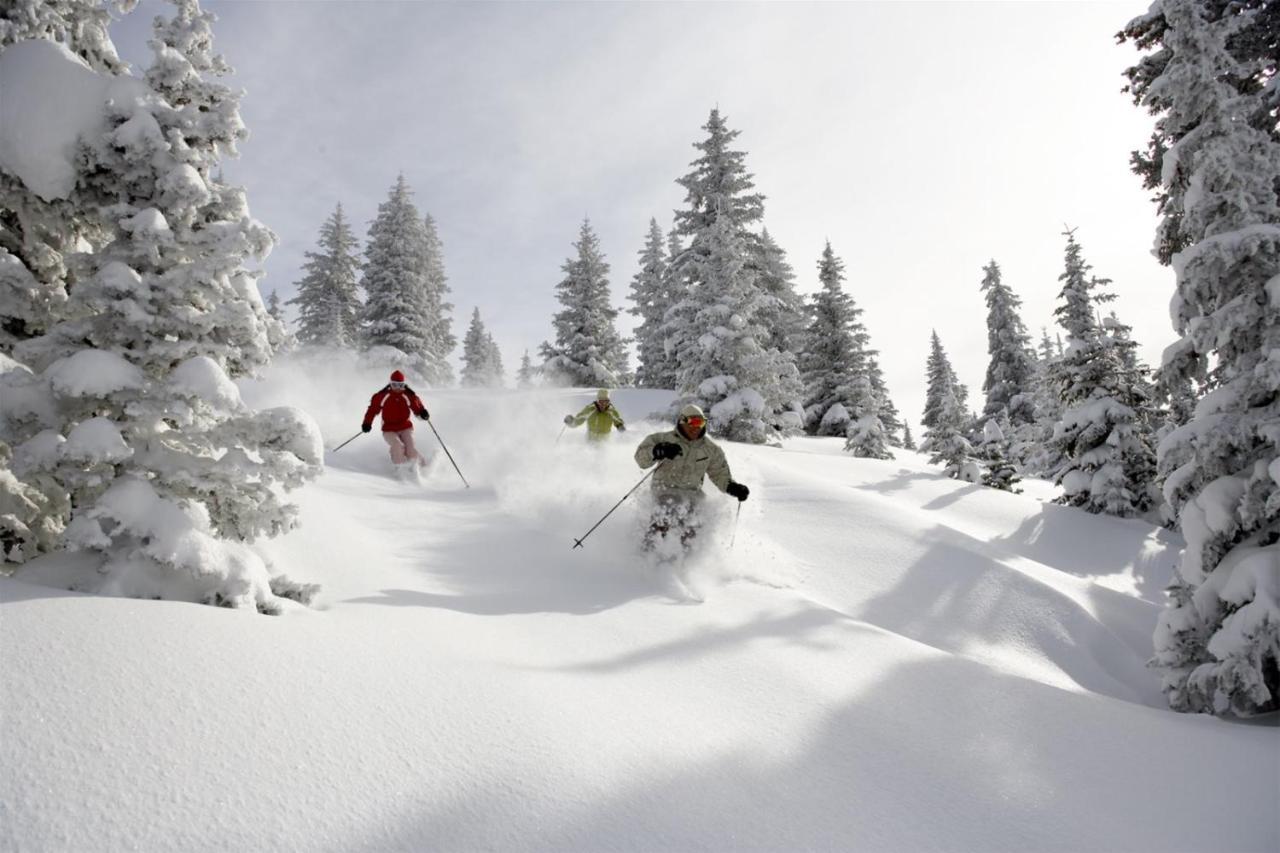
[570,402,625,440]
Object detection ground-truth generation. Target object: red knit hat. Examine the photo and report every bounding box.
[390,370,405,382]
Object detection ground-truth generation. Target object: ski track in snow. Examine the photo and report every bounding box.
[1,374,1276,852]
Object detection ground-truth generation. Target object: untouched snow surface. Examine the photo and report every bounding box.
[2,358,1276,851]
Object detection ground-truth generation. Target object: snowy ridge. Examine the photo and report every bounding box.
[1,366,1275,851]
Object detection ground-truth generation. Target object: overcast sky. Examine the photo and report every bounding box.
[112,1,1168,433]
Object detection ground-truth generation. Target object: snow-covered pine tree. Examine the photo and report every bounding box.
[461,307,502,388]
[754,227,806,357]
[653,227,688,389]
[540,219,629,387]
[922,330,966,430]
[485,332,505,388]
[798,241,886,458]
[980,259,1037,427]
[867,353,903,447]
[902,421,917,451]
[360,175,435,370]
[628,218,669,388]
[0,1,136,352]
[922,380,975,481]
[1122,0,1280,716]
[799,242,862,434]
[1049,229,1156,517]
[419,213,456,386]
[516,350,536,389]
[288,203,362,348]
[979,419,1021,492]
[0,0,320,608]
[663,109,801,438]
[1023,327,1068,476]
[668,214,801,443]
[266,289,283,321]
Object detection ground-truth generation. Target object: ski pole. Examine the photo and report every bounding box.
[728,501,742,549]
[426,419,470,488]
[572,463,662,550]
[331,431,363,453]
[555,425,567,445]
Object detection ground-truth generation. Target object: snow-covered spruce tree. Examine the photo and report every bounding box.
[1049,230,1156,517]
[664,109,801,438]
[922,382,976,481]
[0,0,320,608]
[266,289,283,321]
[628,218,670,388]
[980,419,1021,492]
[0,1,137,352]
[754,227,806,357]
[485,333,504,388]
[980,259,1037,428]
[902,421,917,451]
[288,203,362,348]
[540,218,629,386]
[419,213,456,386]
[515,350,536,389]
[360,176,436,374]
[867,353,903,447]
[652,227,689,389]
[922,330,966,431]
[461,308,503,388]
[798,242,888,457]
[1122,0,1280,715]
[668,214,801,443]
[1023,327,1068,476]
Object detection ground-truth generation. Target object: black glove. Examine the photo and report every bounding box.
[564,414,575,426]
[361,423,372,434]
[616,423,626,432]
[416,410,430,421]
[726,482,749,502]
[652,442,683,461]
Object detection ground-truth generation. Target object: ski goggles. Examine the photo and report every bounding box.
[680,416,706,430]
[389,381,406,390]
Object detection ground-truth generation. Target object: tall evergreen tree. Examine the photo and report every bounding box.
[1023,327,1067,476]
[1049,230,1156,518]
[664,109,801,439]
[0,0,320,608]
[540,219,629,386]
[515,350,536,389]
[754,228,806,356]
[867,353,903,447]
[1123,0,1280,716]
[902,422,917,451]
[627,218,670,388]
[419,214,456,386]
[289,203,362,348]
[360,176,433,366]
[461,308,504,388]
[979,259,1037,426]
[266,289,283,321]
[922,330,965,430]
[798,241,883,456]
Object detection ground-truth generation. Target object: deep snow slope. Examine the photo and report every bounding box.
[2,359,1276,852]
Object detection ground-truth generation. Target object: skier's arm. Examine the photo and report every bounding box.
[362,390,387,428]
[707,445,733,493]
[635,433,660,469]
[569,404,593,427]
[408,390,429,419]
[609,407,625,427]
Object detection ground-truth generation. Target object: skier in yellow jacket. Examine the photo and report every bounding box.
[564,389,626,441]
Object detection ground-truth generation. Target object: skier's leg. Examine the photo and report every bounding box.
[400,429,422,462]
[383,431,406,464]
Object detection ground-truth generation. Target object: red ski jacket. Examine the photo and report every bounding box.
[363,385,428,432]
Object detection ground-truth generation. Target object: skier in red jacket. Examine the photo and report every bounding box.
[362,370,430,467]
